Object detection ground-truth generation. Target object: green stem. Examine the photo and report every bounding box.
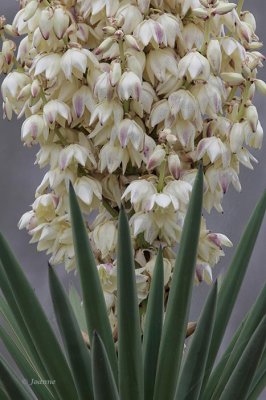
[102,199,119,218]
[237,82,251,121]
[236,0,245,15]
[55,130,68,146]
[226,86,237,103]
[157,160,166,192]
[118,39,130,113]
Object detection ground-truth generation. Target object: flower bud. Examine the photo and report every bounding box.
[255,79,266,95]
[221,72,245,85]
[207,40,222,74]
[230,122,245,153]
[102,26,116,35]
[213,2,236,15]
[95,37,115,55]
[2,40,16,65]
[23,0,38,21]
[245,105,258,132]
[168,154,181,179]
[147,145,166,170]
[39,8,54,40]
[192,8,209,19]
[110,62,121,86]
[31,79,41,98]
[53,7,70,40]
[124,35,141,51]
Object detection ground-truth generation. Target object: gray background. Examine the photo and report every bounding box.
[0,0,265,396]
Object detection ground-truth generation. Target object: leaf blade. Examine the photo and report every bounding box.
[154,165,204,400]
[117,208,144,400]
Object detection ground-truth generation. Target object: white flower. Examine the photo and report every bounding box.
[111,118,145,150]
[43,100,71,128]
[117,71,142,101]
[177,51,210,81]
[21,115,48,144]
[197,137,230,166]
[134,19,166,48]
[61,48,98,80]
[74,176,102,207]
[92,221,117,258]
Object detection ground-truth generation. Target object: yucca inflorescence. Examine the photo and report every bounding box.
[0,0,265,318]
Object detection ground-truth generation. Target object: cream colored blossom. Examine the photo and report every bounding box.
[1,0,265,323]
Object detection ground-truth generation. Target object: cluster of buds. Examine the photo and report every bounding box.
[1,0,265,319]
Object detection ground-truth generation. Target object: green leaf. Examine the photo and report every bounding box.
[69,286,87,334]
[0,383,9,400]
[201,314,248,400]
[207,284,266,400]
[0,234,78,400]
[246,348,266,400]
[92,331,119,400]
[49,265,93,400]
[0,355,33,400]
[0,325,54,400]
[201,190,266,387]
[117,208,144,400]
[154,165,203,400]
[175,281,218,400]
[219,315,266,400]
[143,248,164,400]
[69,182,118,382]
[0,262,50,384]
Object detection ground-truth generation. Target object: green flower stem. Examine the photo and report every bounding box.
[157,160,166,192]
[226,86,237,103]
[237,0,245,15]
[102,199,119,218]
[237,81,251,120]
[55,130,68,146]
[118,39,130,113]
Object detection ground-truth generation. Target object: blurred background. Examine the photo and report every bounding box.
[0,0,265,395]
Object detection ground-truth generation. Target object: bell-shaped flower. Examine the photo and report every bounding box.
[163,180,192,211]
[117,71,142,101]
[134,19,166,48]
[146,48,179,85]
[182,23,204,51]
[61,48,98,80]
[43,100,71,128]
[99,142,129,173]
[74,176,102,207]
[116,4,143,34]
[94,71,113,101]
[1,72,30,101]
[90,100,123,126]
[32,193,59,222]
[122,180,156,211]
[145,256,172,286]
[171,119,196,151]
[177,51,210,81]
[156,14,182,48]
[33,53,62,80]
[111,118,145,151]
[72,86,95,119]
[168,89,198,120]
[92,221,117,259]
[21,115,49,144]
[197,137,230,166]
[229,122,246,153]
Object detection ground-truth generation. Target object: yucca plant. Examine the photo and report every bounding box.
[0,167,265,400]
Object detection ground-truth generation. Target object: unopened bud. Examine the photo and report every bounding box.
[2,40,16,65]
[192,8,209,19]
[147,146,166,170]
[168,154,181,179]
[245,105,258,132]
[102,26,116,35]
[124,35,140,51]
[95,37,115,55]
[221,72,245,86]
[23,1,38,22]
[39,8,54,40]
[255,79,266,96]
[53,7,70,40]
[213,2,236,15]
[110,62,121,86]
[31,79,41,98]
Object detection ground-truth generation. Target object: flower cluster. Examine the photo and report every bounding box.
[1,0,265,316]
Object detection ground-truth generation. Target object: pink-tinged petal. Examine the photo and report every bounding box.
[73,95,85,118]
